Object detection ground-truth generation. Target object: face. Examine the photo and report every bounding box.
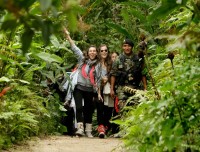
[88,46,97,60]
[111,52,118,62]
[100,46,108,60]
[122,44,132,55]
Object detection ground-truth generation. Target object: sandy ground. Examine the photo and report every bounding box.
[3,136,124,152]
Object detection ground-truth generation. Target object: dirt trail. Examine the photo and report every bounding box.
[4,136,124,152]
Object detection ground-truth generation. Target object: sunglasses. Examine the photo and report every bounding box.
[100,49,108,52]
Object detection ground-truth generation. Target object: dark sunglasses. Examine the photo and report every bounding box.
[100,49,108,52]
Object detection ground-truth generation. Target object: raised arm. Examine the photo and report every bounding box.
[142,75,147,91]
[63,27,74,46]
[63,27,84,62]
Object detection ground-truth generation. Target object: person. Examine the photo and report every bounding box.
[45,74,76,136]
[110,38,147,136]
[63,28,102,138]
[96,44,113,138]
[110,51,120,135]
[111,52,119,62]
[61,68,78,136]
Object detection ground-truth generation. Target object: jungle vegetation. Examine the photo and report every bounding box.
[0,0,199,151]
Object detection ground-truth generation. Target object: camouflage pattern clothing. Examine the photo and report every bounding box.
[110,52,146,111]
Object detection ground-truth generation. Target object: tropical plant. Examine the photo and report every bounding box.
[116,0,200,151]
[0,0,80,149]
[0,0,200,151]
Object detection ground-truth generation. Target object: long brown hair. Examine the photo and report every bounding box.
[98,44,112,73]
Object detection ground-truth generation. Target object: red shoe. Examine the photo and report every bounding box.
[98,125,105,138]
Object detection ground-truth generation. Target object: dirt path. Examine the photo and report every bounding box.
[4,136,124,152]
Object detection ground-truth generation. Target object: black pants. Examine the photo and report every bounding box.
[73,87,95,123]
[111,107,120,134]
[61,108,75,135]
[96,99,113,130]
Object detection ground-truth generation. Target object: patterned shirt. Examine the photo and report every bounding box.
[110,52,146,87]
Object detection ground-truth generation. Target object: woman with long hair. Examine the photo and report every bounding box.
[96,44,114,138]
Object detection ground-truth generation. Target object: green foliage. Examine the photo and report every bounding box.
[0,2,75,149]
[0,0,83,53]
[36,52,63,63]
[0,85,46,148]
[120,55,200,151]
[116,0,200,151]
[0,0,200,151]
[0,80,67,149]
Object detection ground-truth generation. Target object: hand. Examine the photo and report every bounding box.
[63,27,74,45]
[102,77,108,84]
[63,27,70,35]
[110,88,115,99]
[98,94,103,102]
[63,100,71,110]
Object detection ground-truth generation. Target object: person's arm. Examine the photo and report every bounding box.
[140,57,147,91]
[63,27,83,62]
[110,75,116,99]
[63,28,75,46]
[97,87,103,102]
[142,75,147,91]
[109,58,119,99]
[94,63,103,101]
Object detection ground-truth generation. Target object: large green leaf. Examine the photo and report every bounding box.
[18,80,30,84]
[63,0,85,32]
[129,9,146,23]
[42,20,52,45]
[66,11,78,32]
[106,22,133,40]
[21,28,34,54]
[39,0,52,12]
[148,0,188,22]
[0,76,10,82]
[41,71,55,83]
[14,0,36,9]
[36,52,63,63]
[50,35,60,48]
[1,19,18,31]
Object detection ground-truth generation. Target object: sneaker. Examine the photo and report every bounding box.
[104,126,108,133]
[98,125,105,138]
[76,122,85,136]
[85,123,93,138]
[75,128,84,136]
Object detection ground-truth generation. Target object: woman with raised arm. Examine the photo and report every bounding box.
[63,28,102,137]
